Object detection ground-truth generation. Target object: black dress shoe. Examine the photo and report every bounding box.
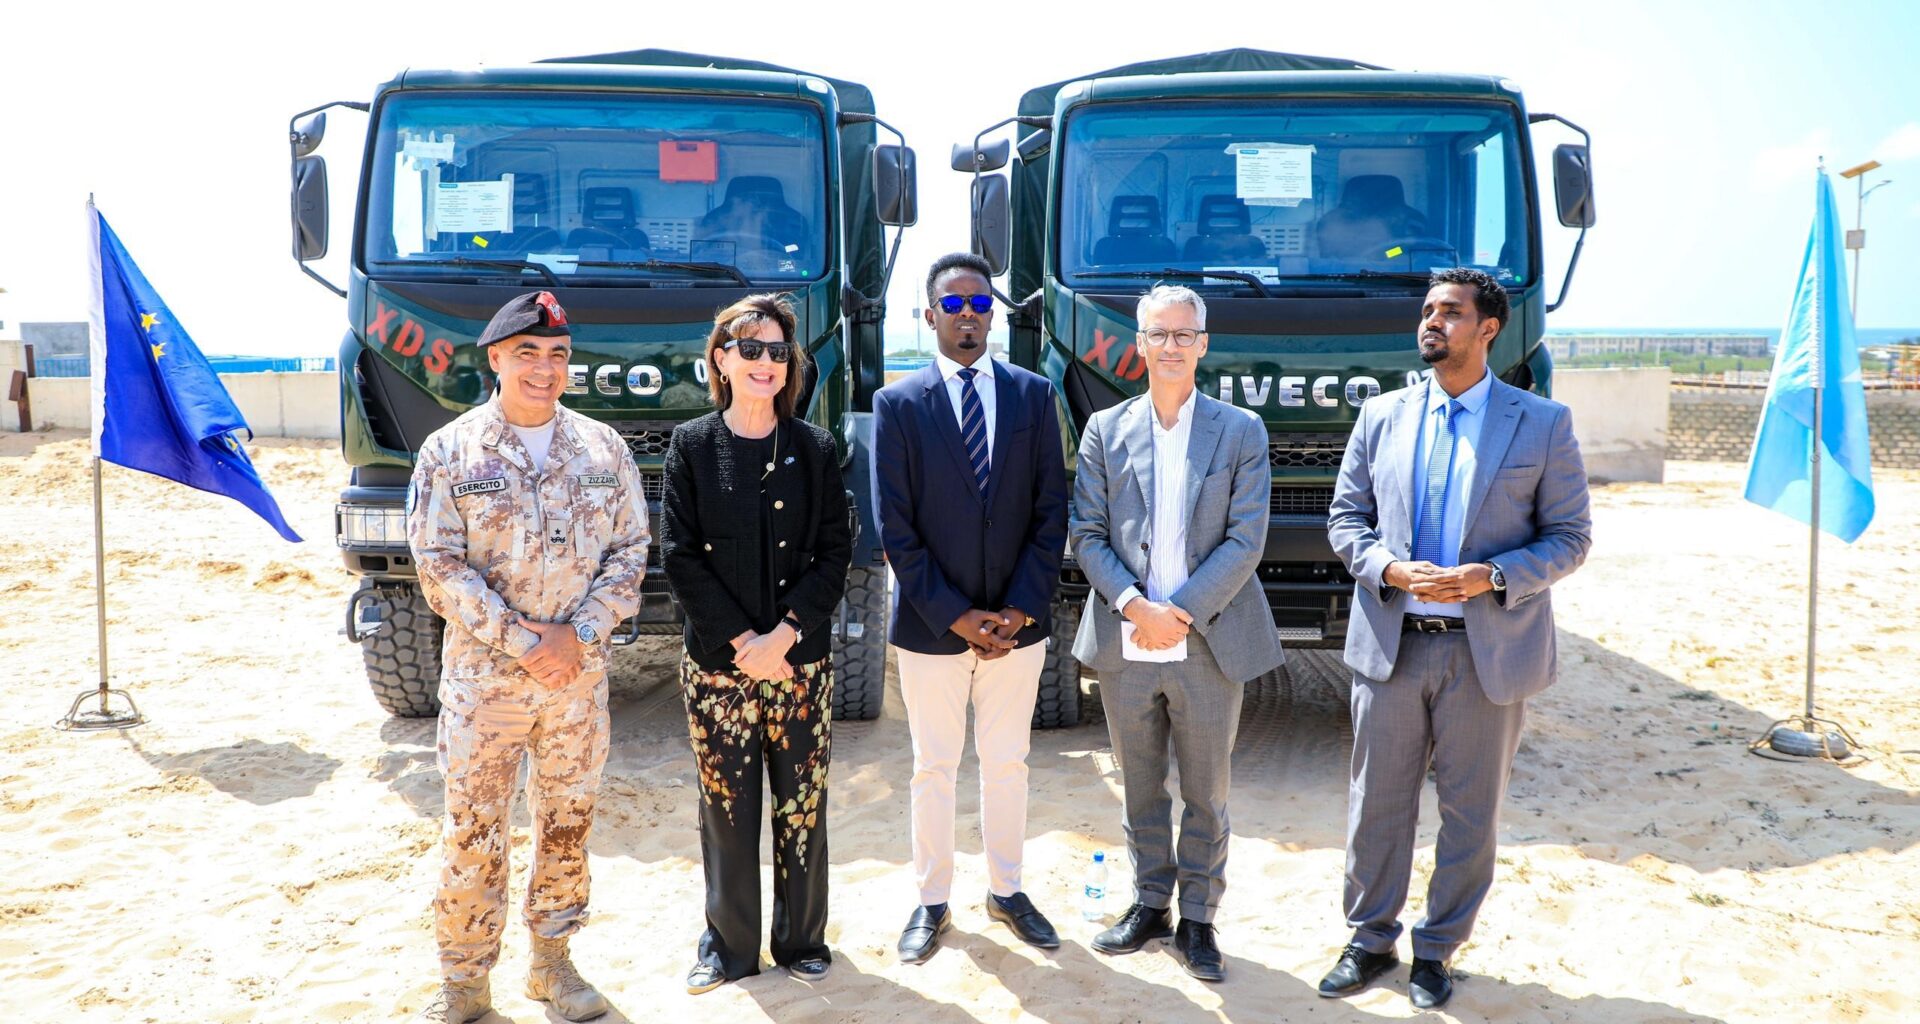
[1172,920,1225,982]
[1318,943,1400,997]
[897,904,951,965]
[1092,903,1173,955]
[985,892,1060,949]
[786,957,830,980]
[1409,958,1453,1009]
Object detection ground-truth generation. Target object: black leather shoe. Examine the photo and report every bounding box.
[1409,958,1453,1009]
[786,957,830,980]
[1318,943,1400,997]
[896,904,951,965]
[1172,920,1225,982]
[985,892,1060,949]
[1092,903,1173,955]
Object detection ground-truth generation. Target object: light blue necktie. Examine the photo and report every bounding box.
[957,367,990,497]
[1413,399,1464,565]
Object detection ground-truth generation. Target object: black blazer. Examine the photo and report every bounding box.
[871,359,1069,655]
[660,412,852,671]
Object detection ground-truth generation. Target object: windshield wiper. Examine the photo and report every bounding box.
[1081,267,1273,298]
[1293,270,1434,283]
[575,259,752,288]
[373,257,560,286]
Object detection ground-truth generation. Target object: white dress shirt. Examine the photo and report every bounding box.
[1115,388,1198,613]
[935,351,997,461]
[1407,368,1493,618]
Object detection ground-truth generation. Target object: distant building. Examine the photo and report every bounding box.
[1544,333,1770,359]
[21,322,89,356]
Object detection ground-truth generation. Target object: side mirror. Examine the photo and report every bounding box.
[950,138,1009,173]
[293,155,329,261]
[1552,144,1596,228]
[874,144,918,227]
[970,173,1011,276]
[291,111,326,158]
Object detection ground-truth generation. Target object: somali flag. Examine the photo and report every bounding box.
[1742,171,1875,543]
[86,203,302,541]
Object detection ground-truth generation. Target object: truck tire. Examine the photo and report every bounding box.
[358,583,444,719]
[1032,594,1084,729]
[831,566,886,722]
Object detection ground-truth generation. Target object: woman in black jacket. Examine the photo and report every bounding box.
[660,293,852,993]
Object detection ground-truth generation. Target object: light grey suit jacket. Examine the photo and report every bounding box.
[1070,392,1285,684]
[1328,375,1592,704]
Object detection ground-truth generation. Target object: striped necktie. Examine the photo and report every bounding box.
[957,366,990,498]
[1412,399,1465,565]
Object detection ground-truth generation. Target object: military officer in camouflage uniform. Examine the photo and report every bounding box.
[404,291,649,1023]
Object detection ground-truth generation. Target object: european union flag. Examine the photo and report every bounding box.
[87,204,302,542]
[1743,171,1875,543]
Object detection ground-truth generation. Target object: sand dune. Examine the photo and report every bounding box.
[2,430,1915,1022]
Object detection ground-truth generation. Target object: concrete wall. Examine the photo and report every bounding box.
[0,340,28,432]
[24,371,340,440]
[1553,367,1670,483]
[1668,387,1920,468]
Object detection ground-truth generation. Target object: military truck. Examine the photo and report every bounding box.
[955,49,1595,726]
[288,49,916,720]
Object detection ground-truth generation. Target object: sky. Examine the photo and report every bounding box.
[2,0,1917,358]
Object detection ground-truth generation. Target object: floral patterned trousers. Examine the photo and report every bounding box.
[682,654,832,978]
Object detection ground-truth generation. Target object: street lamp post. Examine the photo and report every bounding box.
[1838,160,1892,318]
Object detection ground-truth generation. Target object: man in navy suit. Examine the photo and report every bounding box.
[872,253,1070,964]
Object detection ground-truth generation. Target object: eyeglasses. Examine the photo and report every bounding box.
[937,294,994,315]
[723,339,793,363]
[1139,328,1204,347]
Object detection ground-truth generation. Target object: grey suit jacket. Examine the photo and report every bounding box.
[1329,375,1592,704]
[1070,392,1285,684]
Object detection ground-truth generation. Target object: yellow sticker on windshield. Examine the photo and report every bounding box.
[1384,246,1404,259]
[472,235,489,248]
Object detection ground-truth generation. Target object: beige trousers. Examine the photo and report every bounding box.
[895,642,1045,905]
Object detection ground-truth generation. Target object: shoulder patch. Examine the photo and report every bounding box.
[578,474,618,488]
[452,477,508,498]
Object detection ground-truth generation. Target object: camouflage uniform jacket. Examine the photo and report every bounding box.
[408,398,650,689]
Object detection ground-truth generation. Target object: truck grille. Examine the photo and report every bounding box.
[623,428,673,459]
[638,471,666,503]
[1272,486,1335,517]
[1268,433,1347,469]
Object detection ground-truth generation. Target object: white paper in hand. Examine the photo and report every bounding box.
[1122,621,1187,663]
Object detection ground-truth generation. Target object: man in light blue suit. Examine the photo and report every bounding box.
[1071,285,1284,983]
[1320,268,1591,1010]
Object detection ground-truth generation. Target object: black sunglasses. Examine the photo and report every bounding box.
[937,294,994,315]
[723,338,794,363]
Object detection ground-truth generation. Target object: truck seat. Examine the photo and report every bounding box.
[693,176,811,264]
[568,185,652,252]
[1182,195,1269,263]
[1315,175,1429,258]
[1092,195,1177,266]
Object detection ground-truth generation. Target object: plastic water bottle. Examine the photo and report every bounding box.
[1081,851,1108,921]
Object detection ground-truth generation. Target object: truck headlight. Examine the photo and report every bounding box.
[336,504,409,549]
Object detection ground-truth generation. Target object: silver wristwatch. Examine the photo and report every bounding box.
[1487,562,1507,592]
[574,621,598,645]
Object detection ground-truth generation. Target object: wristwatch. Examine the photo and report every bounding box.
[574,621,598,645]
[1487,562,1507,593]
[783,613,804,643]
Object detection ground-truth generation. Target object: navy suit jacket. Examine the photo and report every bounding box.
[872,359,1068,655]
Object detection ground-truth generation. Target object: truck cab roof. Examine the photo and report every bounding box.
[1064,70,1521,107]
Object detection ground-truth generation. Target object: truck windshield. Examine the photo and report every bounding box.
[1057,100,1529,290]
[364,91,830,284]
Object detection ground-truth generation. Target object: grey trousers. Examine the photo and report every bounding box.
[1345,631,1527,961]
[1103,632,1244,924]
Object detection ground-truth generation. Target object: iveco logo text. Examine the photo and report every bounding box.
[1219,374,1387,408]
[565,362,694,398]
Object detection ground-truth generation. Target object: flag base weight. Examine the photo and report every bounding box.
[1749,714,1857,764]
[55,683,145,732]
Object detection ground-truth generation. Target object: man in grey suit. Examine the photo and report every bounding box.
[1319,268,1591,1009]
[1070,284,1284,983]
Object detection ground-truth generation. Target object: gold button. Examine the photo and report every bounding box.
[773,500,784,510]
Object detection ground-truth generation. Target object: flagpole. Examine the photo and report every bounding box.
[93,455,110,702]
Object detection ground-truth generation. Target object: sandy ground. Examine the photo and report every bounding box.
[2,429,1917,1024]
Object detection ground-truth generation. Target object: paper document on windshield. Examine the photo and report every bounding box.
[1122,620,1187,663]
[1230,143,1314,207]
[434,178,513,233]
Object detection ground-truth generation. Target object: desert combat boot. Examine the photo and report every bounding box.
[412,976,491,1023]
[528,933,610,1020]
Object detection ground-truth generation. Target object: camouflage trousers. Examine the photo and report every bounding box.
[434,672,609,981]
